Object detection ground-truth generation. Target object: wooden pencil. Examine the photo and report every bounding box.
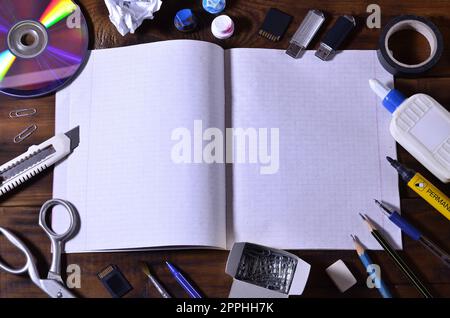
[351,234,393,298]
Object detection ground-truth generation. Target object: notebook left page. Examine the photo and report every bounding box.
[54,40,226,252]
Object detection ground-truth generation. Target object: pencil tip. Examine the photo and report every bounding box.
[352,235,365,254]
[359,213,366,220]
[374,199,381,206]
[386,156,394,164]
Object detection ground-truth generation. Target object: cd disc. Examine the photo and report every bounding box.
[0,0,89,98]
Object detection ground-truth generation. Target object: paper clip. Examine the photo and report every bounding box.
[14,124,38,144]
[9,108,37,118]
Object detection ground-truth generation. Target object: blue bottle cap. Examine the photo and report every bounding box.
[383,89,406,113]
[174,9,198,32]
[202,0,226,15]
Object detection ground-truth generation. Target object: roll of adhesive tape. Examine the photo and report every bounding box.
[378,15,444,77]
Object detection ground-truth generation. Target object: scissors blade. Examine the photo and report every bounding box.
[39,279,76,298]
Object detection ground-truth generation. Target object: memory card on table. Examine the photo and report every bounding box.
[259,8,293,42]
[97,264,133,298]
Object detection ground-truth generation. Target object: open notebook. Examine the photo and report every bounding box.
[54,40,401,253]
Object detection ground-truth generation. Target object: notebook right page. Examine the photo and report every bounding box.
[226,49,401,250]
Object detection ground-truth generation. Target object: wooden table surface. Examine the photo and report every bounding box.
[1,0,450,298]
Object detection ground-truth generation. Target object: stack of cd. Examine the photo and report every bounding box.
[0,0,89,98]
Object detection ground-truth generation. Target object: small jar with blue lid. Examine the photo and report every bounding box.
[174,9,198,32]
[202,0,226,15]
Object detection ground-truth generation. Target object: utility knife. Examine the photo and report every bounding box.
[0,126,80,197]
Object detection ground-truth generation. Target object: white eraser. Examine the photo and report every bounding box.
[325,260,357,293]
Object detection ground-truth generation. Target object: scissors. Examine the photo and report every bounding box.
[0,199,79,298]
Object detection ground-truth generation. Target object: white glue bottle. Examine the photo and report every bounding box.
[370,79,450,183]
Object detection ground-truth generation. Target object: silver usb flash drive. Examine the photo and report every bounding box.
[286,9,325,59]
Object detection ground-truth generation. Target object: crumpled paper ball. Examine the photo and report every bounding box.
[104,0,163,36]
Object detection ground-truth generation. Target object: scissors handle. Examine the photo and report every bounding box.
[0,227,36,275]
[38,199,79,279]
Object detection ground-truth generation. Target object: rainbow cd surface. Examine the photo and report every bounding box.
[0,0,89,98]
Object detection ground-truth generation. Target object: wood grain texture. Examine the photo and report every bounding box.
[1,0,450,298]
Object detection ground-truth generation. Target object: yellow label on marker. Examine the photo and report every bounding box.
[408,173,450,221]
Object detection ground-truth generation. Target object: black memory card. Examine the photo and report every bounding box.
[98,264,133,298]
[259,8,293,42]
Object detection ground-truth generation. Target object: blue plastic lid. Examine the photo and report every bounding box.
[383,89,406,113]
[203,0,226,14]
[174,9,198,32]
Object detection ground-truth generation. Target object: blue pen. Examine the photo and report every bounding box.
[375,200,450,268]
[351,235,393,298]
[166,261,202,298]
